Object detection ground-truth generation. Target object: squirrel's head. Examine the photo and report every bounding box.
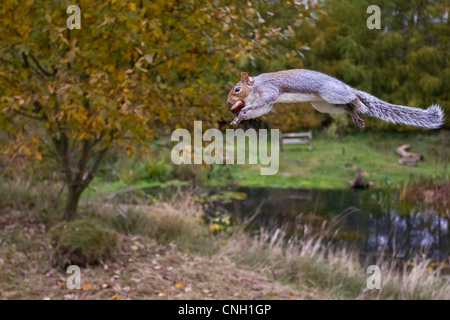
[227,72,254,114]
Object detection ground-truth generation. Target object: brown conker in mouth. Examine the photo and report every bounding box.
[231,100,245,114]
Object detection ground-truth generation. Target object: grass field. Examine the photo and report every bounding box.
[221,130,449,189]
[89,131,449,195]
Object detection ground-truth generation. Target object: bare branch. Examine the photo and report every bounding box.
[13,109,44,120]
[88,132,105,152]
[81,147,109,189]
[29,54,52,76]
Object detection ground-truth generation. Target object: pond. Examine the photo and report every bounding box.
[144,186,449,263]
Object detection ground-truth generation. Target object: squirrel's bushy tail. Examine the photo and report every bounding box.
[354,90,444,129]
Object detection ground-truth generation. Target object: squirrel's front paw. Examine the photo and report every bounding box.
[230,114,247,125]
[230,117,241,125]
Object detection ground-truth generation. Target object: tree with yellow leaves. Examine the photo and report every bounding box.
[0,0,314,219]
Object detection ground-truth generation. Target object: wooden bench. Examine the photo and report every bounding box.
[280,131,312,151]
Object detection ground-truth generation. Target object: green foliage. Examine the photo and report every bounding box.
[206,209,234,234]
[115,155,203,186]
[195,190,247,203]
[263,103,327,131]
[135,160,175,183]
[204,163,235,185]
[326,113,351,138]
[49,220,119,268]
[173,164,203,182]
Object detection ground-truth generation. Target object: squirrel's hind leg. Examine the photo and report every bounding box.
[350,97,369,113]
[341,104,365,128]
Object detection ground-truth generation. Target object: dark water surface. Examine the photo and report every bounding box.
[145,186,449,262]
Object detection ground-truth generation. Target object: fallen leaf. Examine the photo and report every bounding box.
[175,281,186,288]
[81,283,92,291]
[111,293,121,300]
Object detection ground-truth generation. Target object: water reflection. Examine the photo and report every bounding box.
[206,187,450,262]
[144,186,449,262]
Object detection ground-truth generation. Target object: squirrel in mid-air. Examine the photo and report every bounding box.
[227,69,444,129]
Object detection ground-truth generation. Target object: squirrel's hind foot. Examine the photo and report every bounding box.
[351,113,365,128]
[342,103,365,128]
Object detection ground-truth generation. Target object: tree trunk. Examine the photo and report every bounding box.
[64,186,83,221]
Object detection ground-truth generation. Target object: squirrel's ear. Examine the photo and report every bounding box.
[241,72,254,86]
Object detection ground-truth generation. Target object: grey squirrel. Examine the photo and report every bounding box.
[227,69,444,129]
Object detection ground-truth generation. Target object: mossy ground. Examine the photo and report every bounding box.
[49,220,119,269]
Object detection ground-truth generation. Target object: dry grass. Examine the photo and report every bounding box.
[83,189,208,251]
[218,228,450,299]
[0,214,318,300]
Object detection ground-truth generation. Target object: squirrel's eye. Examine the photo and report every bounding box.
[235,87,241,93]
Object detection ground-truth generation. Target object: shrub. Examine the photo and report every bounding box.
[49,220,118,269]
